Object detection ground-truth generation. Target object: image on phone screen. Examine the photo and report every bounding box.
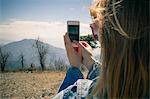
[67,21,80,42]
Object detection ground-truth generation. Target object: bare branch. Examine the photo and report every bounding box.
[34,37,48,70]
[19,52,25,70]
[0,47,10,72]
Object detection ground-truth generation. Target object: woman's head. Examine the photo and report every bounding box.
[90,0,149,98]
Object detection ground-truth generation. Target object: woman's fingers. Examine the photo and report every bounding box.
[63,35,66,47]
[64,33,72,46]
[64,35,70,58]
[64,33,79,55]
[80,41,92,48]
[79,41,92,51]
[78,41,93,56]
[63,33,82,67]
[64,35,70,52]
[73,40,81,54]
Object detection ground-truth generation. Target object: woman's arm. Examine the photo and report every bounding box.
[58,33,83,92]
[87,61,101,80]
[58,67,83,92]
[78,41,101,80]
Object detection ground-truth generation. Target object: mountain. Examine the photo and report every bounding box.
[1,39,68,70]
[1,39,101,70]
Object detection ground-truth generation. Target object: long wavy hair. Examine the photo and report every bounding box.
[90,0,149,98]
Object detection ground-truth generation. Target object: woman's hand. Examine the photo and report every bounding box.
[64,33,82,67]
[78,41,96,70]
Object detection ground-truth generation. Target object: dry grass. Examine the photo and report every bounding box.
[0,71,66,99]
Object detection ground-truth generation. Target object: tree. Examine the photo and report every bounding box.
[34,38,48,70]
[54,58,66,71]
[49,54,66,71]
[0,47,9,72]
[19,52,25,70]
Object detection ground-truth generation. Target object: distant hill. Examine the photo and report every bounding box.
[1,39,101,70]
[1,39,68,70]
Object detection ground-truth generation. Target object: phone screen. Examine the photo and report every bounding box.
[67,21,79,42]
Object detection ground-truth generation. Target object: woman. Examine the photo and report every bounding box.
[53,0,149,98]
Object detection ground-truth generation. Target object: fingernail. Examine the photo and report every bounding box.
[82,42,87,47]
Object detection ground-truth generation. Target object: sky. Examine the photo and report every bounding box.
[0,0,93,48]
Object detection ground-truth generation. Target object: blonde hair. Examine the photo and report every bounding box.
[90,0,149,98]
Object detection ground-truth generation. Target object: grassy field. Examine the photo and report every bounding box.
[0,71,66,99]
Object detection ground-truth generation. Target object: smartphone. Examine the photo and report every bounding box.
[67,21,80,42]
